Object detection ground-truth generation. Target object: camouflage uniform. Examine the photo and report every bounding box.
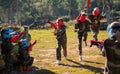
[102,22,120,74]
[55,24,67,61]
[18,46,33,68]
[1,29,15,72]
[103,39,120,74]
[87,15,104,40]
[74,20,90,56]
[17,39,34,71]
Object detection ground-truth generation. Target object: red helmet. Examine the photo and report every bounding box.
[80,12,87,23]
[92,7,100,16]
[56,18,63,28]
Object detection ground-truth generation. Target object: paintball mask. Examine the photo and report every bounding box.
[92,7,100,17]
[107,22,120,42]
[1,28,13,39]
[80,12,87,23]
[19,39,28,48]
[56,18,63,28]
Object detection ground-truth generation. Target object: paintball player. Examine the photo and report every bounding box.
[1,28,16,73]
[47,18,67,65]
[90,22,120,74]
[18,39,36,72]
[103,21,120,74]
[74,12,91,61]
[75,0,91,46]
[76,11,89,46]
[87,7,105,41]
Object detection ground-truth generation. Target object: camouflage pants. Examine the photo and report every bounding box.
[90,27,99,41]
[18,56,34,67]
[83,31,88,41]
[78,31,88,56]
[23,57,34,67]
[2,54,16,72]
[56,38,67,61]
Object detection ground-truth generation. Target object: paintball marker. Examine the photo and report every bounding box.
[46,19,57,29]
[85,0,91,8]
[27,40,37,52]
[90,40,104,50]
[10,31,24,43]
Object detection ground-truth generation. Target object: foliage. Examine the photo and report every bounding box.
[1,23,21,30]
[60,16,70,22]
[0,0,119,27]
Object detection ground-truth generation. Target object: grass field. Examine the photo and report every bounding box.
[28,25,108,74]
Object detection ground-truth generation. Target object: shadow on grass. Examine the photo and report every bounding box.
[59,59,104,74]
[83,60,104,65]
[0,66,56,74]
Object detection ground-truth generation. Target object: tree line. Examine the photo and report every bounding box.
[0,0,119,26]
